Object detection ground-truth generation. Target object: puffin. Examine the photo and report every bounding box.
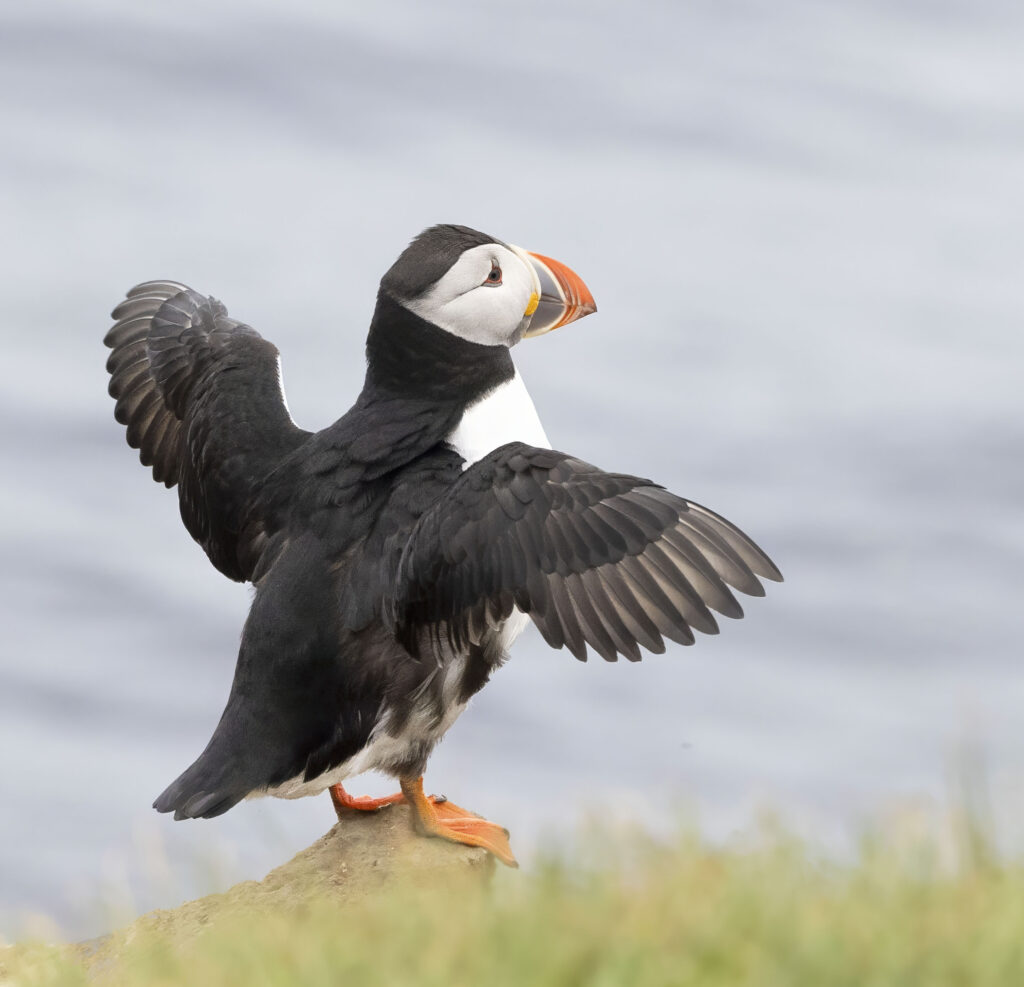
[104,224,781,867]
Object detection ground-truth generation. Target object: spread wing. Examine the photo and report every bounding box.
[392,443,782,662]
[104,281,311,582]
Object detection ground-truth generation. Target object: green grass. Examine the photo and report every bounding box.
[6,820,1024,986]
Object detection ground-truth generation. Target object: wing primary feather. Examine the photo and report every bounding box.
[619,557,696,646]
[575,505,631,557]
[121,390,163,444]
[644,491,782,582]
[531,610,567,650]
[565,572,619,661]
[547,575,589,661]
[127,280,190,299]
[587,502,645,553]
[600,566,666,653]
[659,531,744,619]
[673,511,764,595]
[106,340,150,377]
[139,406,171,467]
[580,569,643,661]
[105,314,155,352]
[643,543,722,634]
[685,501,783,582]
[604,489,678,529]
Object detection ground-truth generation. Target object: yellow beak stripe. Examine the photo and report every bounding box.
[524,292,539,317]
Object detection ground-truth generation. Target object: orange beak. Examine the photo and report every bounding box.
[511,247,598,338]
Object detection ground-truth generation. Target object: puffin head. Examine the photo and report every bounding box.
[380,224,597,348]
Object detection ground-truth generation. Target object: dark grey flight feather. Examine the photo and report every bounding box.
[391,443,783,663]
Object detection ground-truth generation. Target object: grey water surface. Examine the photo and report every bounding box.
[1,0,1022,938]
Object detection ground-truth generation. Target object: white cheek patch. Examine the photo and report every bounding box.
[403,244,536,347]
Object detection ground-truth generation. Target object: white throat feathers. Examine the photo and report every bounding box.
[446,369,550,468]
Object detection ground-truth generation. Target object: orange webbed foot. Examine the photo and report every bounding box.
[400,777,518,868]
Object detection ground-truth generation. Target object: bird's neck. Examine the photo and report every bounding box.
[320,291,522,479]
[363,291,514,406]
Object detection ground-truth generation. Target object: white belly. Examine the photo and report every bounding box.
[447,368,550,467]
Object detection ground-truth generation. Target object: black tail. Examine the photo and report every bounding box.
[153,750,251,821]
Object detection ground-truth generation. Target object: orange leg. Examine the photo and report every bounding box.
[399,776,518,869]
[329,782,408,816]
[329,780,455,815]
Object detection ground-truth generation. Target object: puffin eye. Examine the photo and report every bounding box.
[483,263,502,286]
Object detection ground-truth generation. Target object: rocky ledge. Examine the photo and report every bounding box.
[80,804,495,958]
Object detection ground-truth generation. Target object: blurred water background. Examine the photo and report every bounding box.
[1,0,1022,939]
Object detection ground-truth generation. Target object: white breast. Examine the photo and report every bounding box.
[447,368,551,468]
